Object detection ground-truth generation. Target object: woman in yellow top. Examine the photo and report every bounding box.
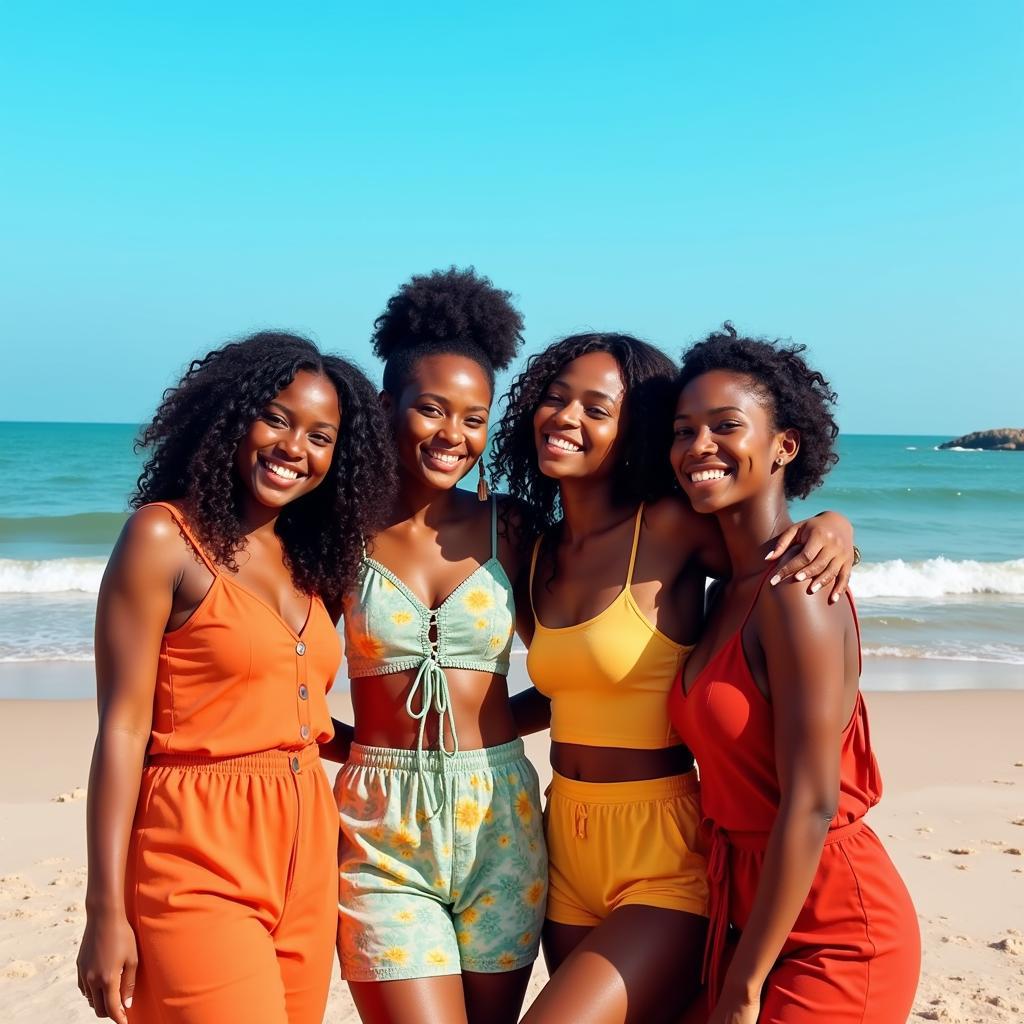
[490,332,856,1024]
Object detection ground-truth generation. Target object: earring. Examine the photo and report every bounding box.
[776,455,785,466]
[477,459,491,502]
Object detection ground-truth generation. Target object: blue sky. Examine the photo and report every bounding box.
[1,2,1020,434]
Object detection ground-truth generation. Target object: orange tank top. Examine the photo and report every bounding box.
[526,504,692,749]
[145,503,340,758]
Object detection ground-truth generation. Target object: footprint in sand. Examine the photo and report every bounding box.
[919,852,942,860]
[948,847,977,856]
[1012,818,1024,827]
[1005,847,1023,856]
[916,825,934,834]
[51,787,86,803]
[989,934,1023,955]
[992,779,1016,786]
[38,856,70,866]
[1,960,37,980]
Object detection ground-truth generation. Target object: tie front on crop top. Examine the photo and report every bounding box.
[343,499,515,804]
[526,504,693,749]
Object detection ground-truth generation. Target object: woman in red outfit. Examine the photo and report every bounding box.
[667,325,919,1024]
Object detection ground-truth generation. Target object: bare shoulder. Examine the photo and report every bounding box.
[758,556,849,636]
[644,494,718,553]
[113,503,191,574]
[494,493,538,575]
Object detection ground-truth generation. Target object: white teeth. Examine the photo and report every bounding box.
[427,450,461,464]
[265,461,300,480]
[547,436,582,452]
[690,469,728,482]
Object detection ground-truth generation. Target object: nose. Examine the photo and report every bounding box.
[550,400,581,429]
[277,430,304,459]
[436,417,464,446]
[690,425,717,457]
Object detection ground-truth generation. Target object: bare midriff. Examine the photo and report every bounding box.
[550,741,695,783]
[350,668,518,750]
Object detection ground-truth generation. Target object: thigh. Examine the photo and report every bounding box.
[349,975,469,1024]
[523,905,706,1024]
[463,965,534,1024]
[129,900,287,1024]
[541,919,592,974]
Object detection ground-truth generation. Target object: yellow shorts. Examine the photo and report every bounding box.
[544,770,709,927]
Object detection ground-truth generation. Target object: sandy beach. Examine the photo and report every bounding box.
[2,660,1022,1023]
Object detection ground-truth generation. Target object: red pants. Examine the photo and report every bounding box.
[695,820,919,1023]
[125,745,339,1023]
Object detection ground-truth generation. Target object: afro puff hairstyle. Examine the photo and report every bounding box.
[491,332,679,540]
[132,330,397,603]
[676,323,840,499]
[371,266,524,397]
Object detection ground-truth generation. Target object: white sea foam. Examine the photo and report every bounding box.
[0,557,106,594]
[853,558,1024,598]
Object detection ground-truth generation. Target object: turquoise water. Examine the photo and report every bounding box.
[0,423,1021,680]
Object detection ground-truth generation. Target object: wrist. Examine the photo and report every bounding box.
[721,973,764,1005]
[85,891,127,917]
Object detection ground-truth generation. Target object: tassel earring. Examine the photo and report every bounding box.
[477,459,491,502]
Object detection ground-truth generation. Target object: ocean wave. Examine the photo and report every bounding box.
[863,644,1024,666]
[854,558,1024,598]
[0,511,127,545]
[0,557,106,593]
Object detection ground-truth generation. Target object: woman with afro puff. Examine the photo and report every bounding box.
[668,326,919,1023]
[334,268,548,1024]
[76,332,395,1024]
[490,329,858,1024]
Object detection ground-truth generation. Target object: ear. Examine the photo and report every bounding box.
[777,427,800,464]
[378,389,393,415]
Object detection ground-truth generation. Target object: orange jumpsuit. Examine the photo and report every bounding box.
[667,584,920,1023]
[124,504,341,1023]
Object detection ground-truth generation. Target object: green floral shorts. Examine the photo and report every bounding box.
[336,739,548,981]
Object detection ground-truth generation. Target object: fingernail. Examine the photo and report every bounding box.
[811,583,821,593]
[795,571,806,582]
[126,997,133,1008]
[763,550,775,560]
[830,593,838,603]
[769,575,781,586]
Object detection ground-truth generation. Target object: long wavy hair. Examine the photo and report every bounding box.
[490,332,679,540]
[132,330,396,601]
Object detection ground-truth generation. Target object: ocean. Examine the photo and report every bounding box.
[1,423,1021,690]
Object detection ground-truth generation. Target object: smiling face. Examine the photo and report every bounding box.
[532,350,627,484]
[389,353,492,491]
[235,369,341,511]
[671,369,798,514]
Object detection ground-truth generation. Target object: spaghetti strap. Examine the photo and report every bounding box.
[739,568,776,631]
[144,502,219,575]
[528,535,543,617]
[490,497,498,559]
[624,503,646,585]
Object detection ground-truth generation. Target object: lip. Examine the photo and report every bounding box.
[421,447,467,474]
[257,453,306,488]
[540,432,584,457]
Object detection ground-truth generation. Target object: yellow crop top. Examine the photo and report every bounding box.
[525,504,693,749]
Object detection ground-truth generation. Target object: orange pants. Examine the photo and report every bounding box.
[125,745,339,1023]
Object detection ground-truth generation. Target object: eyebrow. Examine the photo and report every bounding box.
[416,392,490,414]
[550,379,620,404]
[673,405,745,422]
[267,400,339,431]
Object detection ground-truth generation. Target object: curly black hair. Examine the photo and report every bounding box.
[490,333,679,538]
[676,323,839,498]
[132,331,397,602]
[372,266,524,397]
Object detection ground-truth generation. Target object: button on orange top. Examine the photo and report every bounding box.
[145,503,341,758]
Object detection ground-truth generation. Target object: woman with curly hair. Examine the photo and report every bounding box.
[76,331,395,1024]
[667,326,919,1024]
[489,331,857,1024]
[335,268,547,1024]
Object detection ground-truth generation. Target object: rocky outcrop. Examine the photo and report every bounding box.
[938,428,1024,451]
